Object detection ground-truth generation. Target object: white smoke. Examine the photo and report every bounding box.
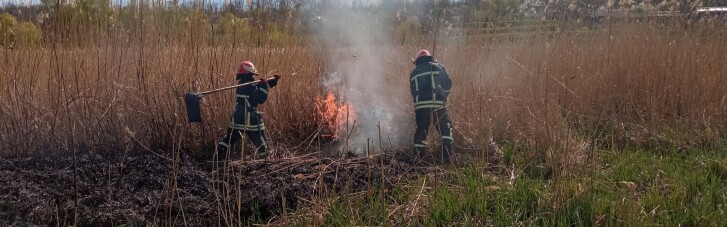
[315,4,407,153]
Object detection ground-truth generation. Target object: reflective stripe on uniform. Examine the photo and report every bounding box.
[236,94,251,107]
[229,110,255,129]
[260,137,267,147]
[413,71,438,92]
[431,71,437,93]
[218,141,230,148]
[446,123,453,138]
[442,136,453,141]
[410,71,439,82]
[414,144,426,148]
[260,87,269,94]
[246,112,251,127]
[412,67,443,107]
[415,104,444,109]
[229,123,261,130]
[230,126,261,131]
[414,100,444,109]
[229,112,262,131]
[229,123,261,128]
[415,100,444,105]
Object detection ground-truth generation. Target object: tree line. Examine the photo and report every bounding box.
[0,0,714,47]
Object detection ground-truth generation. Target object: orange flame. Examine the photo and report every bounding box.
[315,91,354,140]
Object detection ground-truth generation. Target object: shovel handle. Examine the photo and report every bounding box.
[196,77,276,96]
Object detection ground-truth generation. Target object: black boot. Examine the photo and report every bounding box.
[408,145,426,165]
[257,146,269,159]
[216,144,229,161]
[415,146,427,159]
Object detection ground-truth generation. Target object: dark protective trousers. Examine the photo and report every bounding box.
[413,107,453,163]
[217,106,268,160]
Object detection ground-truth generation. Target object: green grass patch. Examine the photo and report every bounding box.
[299,148,727,226]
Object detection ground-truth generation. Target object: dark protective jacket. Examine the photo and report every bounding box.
[409,56,452,110]
[228,73,279,131]
[235,73,279,113]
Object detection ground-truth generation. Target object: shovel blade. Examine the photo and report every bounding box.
[184,92,203,123]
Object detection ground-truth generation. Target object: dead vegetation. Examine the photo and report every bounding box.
[0,147,467,226]
[1,2,727,224]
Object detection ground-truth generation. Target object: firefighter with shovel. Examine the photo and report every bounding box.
[183,60,281,161]
[409,49,453,164]
[216,61,281,160]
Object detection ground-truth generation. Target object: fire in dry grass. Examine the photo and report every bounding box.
[315,91,355,140]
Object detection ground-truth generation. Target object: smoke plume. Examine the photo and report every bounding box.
[314,3,408,153]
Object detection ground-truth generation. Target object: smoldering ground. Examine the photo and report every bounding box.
[0,149,449,226]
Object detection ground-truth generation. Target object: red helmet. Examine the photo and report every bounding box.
[237,61,258,74]
[414,49,431,60]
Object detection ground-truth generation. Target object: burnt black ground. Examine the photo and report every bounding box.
[0,149,435,226]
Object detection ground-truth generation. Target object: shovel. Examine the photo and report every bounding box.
[184,77,277,123]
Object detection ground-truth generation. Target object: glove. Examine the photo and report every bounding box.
[269,75,281,88]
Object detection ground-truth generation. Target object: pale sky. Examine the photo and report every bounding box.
[2,0,393,7]
[2,0,41,5]
[1,0,222,7]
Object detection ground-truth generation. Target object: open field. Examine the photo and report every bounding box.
[2,3,727,225]
[3,24,726,156]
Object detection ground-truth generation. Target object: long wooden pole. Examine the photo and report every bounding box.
[196,77,277,96]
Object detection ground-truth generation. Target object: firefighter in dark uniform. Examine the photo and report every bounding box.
[217,60,280,160]
[410,49,453,164]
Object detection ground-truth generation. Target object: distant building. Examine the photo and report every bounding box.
[695,7,727,19]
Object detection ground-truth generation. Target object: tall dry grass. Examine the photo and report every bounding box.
[444,22,727,177]
[1,20,726,165]
[0,45,323,157]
